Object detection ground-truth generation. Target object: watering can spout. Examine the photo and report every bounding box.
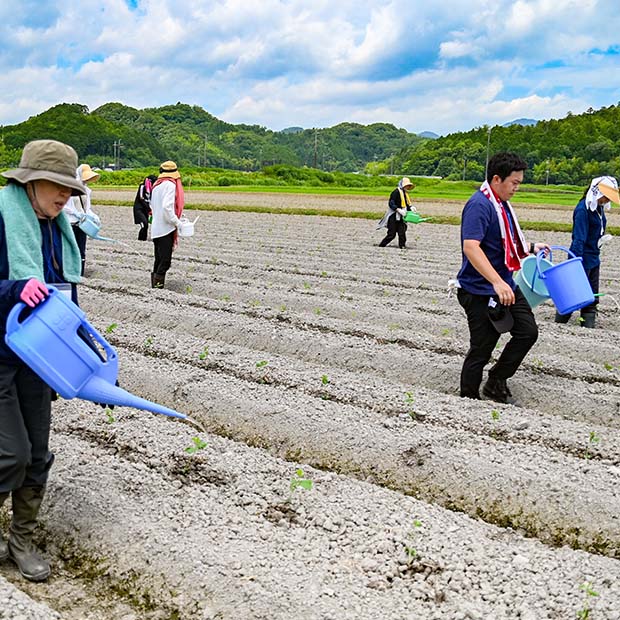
[78,376,187,420]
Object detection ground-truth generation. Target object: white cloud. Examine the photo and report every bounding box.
[0,0,619,134]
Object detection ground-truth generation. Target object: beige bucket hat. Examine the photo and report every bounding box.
[158,160,181,180]
[2,139,86,195]
[400,177,414,189]
[80,163,100,183]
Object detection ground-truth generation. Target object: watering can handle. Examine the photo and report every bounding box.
[6,301,28,336]
[78,319,117,365]
[536,245,576,279]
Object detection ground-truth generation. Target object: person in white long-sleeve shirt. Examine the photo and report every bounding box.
[63,163,100,275]
[150,160,184,288]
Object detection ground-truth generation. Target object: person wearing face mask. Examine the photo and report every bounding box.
[554,176,620,328]
[0,139,85,582]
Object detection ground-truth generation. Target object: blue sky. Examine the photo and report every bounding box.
[0,0,619,136]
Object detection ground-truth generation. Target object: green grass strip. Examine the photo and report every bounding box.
[95,200,618,236]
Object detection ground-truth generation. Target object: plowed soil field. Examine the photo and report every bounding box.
[1,190,619,620]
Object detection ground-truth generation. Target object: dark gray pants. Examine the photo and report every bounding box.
[0,362,54,492]
[152,231,175,277]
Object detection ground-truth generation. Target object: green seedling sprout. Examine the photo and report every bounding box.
[303,282,311,290]
[221,294,231,302]
[314,308,322,315]
[603,362,614,371]
[320,271,327,277]
[441,327,451,336]
[105,323,118,334]
[185,285,193,294]
[279,304,287,312]
[144,336,154,349]
[577,581,598,619]
[290,468,313,492]
[104,408,115,424]
[185,437,208,454]
[199,347,209,360]
[256,360,269,368]
[584,431,600,460]
[491,409,501,422]
[404,519,423,561]
[321,374,329,385]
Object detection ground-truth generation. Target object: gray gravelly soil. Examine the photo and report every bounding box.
[1,196,619,619]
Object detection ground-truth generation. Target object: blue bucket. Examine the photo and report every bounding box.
[5,287,186,419]
[514,254,553,308]
[537,245,594,315]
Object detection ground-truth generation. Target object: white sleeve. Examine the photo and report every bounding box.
[161,183,181,227]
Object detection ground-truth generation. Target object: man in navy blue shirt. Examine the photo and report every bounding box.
[456,152,549,404]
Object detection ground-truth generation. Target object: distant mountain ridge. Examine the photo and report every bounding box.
[0,102,425,172]
[502,118,538,127]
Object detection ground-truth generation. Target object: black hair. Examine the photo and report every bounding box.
[487,152,527,183]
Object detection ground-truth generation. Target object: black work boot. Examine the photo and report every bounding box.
[8,486,51,581]
[580,311,596,329]
[152,273,165,289]
[0,492,8,561]
[554,311,571,323]
[482,375,514,405]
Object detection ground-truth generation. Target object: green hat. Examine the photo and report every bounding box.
[2,139,86,196]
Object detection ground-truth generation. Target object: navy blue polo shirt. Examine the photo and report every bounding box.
[457,190,516,296]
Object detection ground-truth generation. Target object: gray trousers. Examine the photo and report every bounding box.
[0,361,54,492]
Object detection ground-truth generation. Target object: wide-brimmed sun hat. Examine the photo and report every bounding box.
[80,163,100,183]
[159,160,181,180]
[400,177,414,189]
[2,139,86,195]
[598,181,620,205]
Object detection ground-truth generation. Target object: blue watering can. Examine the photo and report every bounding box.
[5,287,186,420]
[78,213,117,242]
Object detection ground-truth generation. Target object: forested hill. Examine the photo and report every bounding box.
[381,104,620,185]
[1,101,619,184]
[0,102,422,173]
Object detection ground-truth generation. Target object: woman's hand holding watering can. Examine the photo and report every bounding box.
[19,279,48,308]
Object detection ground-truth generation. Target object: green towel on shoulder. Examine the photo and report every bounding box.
[0,184,81,283]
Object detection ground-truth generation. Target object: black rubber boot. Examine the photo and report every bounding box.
[554,311,571,324]
[0,492,8,561]
[8,487,51,581]
[151,273,165,289]
[581,311,596,329]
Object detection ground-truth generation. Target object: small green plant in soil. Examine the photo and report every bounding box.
[404,391,418,419]
[279,304,287,312]
[603,362,614,371]
[584,431,600,460]
[314,308,322,315]
[491,409,501,422]
[185,437,208,454]
[320,271,327,277]
[104,408,115,424]
[290,468,313,492]
[144,336,154,349]
[303,281,311,290]
[185,285,193,294]
[256,360,269,368]
[105,322,118,334]
[221,294,231,302]
[441,327,451,336]
[404,519,423,561]
[576,581,598,619]
[199,347,209,360]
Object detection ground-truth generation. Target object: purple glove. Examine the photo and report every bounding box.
[20,279,48,308]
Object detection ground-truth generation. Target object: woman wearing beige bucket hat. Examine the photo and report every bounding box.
[149,160,184,288]
[63,163,101,276]
[0,139,86,582]
[554,175,620,328]
[377,177,416,249]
